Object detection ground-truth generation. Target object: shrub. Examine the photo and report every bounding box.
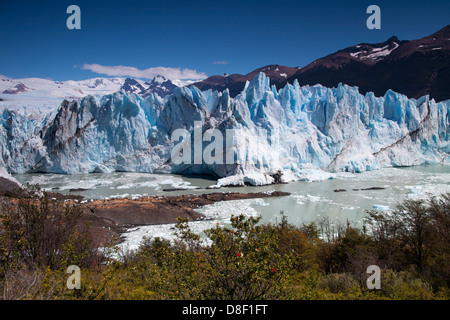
[0,184,95,270]
[364,193,450,287]
[262,214,319,272]
[318,272,359,294]
[379,269,435,300]
[0,184,107,299]
[172,214,296,299]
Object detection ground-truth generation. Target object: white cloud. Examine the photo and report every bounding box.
[212,61,229,65]
[80,64,207,80]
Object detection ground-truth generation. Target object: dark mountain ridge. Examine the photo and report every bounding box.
[190,25,450,101]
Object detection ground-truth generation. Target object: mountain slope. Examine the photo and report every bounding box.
[190,64,299,97]
[284,25,450,101]
[190,25,450,102]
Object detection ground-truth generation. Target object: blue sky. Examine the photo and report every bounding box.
[0,0,449,81]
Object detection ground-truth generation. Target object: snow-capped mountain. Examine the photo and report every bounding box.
[300,36,404,71]
[0,75,125,116]
[120,78,147,95]
[283,25,450,102]
[190,25,450,102]
[0,75,124,98]
[2,82,33,94]
[118,76,178,98]
[141,76,178,98]
[347,37,401,63]
[0,75,180,115]
[1,72,449,186]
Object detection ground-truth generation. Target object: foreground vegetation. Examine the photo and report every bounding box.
[0,185,449,300]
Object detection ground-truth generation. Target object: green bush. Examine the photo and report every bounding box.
[318,272,360,294]
[364,193,450,287]
[145,214,297,299]
[379,269,435,300]
[0,184,95,271]
[0,184,107,299]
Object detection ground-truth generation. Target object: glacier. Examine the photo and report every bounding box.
[0,72,449,186]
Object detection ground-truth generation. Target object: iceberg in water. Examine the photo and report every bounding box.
[0,72,449,186]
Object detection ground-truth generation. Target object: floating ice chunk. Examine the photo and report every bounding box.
[373,204,390,211]
[306,194,321,202]
[406,185,424,199]
[297,167,334,181]
[215,172,275,187]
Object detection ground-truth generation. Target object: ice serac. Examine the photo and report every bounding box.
[0,72,449,185]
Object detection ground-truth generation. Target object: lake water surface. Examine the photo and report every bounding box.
[13,164,450,251]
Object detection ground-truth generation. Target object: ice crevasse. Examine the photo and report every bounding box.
[0,72,449,186]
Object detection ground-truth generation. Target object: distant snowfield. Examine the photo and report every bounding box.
[0,75,197,116]
[0,76,123,98]
[0,76,122,117]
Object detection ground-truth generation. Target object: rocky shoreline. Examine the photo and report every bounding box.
[1,175,290,247]
[79,191,291,247]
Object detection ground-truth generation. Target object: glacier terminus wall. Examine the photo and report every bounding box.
[1,73,449,186]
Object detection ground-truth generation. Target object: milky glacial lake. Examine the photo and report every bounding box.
[13,164,450,251]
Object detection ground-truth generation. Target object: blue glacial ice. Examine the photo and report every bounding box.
[0,72,449,186]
